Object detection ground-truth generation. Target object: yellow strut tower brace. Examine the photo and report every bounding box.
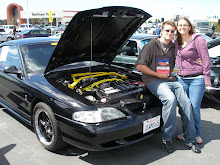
[68,72,127,90]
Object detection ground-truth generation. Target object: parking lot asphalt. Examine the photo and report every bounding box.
[0,98,219,165]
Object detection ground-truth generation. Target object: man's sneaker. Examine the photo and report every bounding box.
[185,143,201,153]
[162,138,174,153]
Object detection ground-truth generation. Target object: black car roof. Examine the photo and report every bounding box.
[1,37,59,46]
[207,37,220,49]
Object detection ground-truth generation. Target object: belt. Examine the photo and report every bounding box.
[178,73,203,78]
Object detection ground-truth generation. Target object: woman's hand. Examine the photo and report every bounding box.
[196,58,202,64]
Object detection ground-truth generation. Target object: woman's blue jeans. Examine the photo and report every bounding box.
[147,80,196,143]
[177,76,205,137]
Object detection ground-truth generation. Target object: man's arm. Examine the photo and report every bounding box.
[136,64,169,79]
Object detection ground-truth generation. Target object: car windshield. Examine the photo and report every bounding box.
[141,39,151,45]
[210,66,220,75]
[197,22,209,26]
[20,30,30,34]
[21,42,56,73]
[120,40,138,56]
[0,29,6,32]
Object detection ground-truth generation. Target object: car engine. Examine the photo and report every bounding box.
[55,71,157,111]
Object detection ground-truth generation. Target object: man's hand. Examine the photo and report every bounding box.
[157,73,169,79]
[136,64,170,79]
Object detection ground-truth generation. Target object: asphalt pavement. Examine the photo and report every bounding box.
[0,98,219,165]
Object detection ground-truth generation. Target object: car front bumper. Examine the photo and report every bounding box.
[55,107,161,151]
[205,86,220,103]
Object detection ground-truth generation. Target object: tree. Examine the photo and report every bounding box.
[210,22,220,34]
[155,19,161,23]
[0,19,7,25]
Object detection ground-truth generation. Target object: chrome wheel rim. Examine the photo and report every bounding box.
[35,109,54,146]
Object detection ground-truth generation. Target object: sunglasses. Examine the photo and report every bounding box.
[164,29,175,33]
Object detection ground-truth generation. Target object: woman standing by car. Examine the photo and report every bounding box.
[174,17,211,144]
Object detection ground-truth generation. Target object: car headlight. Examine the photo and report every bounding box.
[214,76,220,86]
[73,107,126,123]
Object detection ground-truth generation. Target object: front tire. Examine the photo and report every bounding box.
[33,102,65,151]
[6,37,13,41]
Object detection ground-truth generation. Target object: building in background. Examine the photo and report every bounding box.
[4,3,78,26]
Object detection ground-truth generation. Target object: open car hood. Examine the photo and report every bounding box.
[45,6,151,73]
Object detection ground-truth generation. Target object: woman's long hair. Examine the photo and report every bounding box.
[176,17,195,47]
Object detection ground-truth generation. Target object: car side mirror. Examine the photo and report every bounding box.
[4,65,21,74]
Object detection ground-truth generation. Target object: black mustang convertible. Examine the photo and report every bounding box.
[0,6,162,152]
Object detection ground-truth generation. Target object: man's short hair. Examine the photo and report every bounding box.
[162,21,176,30]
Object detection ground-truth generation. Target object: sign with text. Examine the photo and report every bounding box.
[48,10,53,23]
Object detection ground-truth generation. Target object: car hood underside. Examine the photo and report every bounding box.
[45,6,151,73]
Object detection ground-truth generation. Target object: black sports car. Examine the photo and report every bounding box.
[204,38,220,103]
[0,6,162,152]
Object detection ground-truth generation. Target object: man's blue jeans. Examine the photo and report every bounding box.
[177,76,205,137]
[147,80,196,143]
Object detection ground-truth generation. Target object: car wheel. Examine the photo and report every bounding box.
[7,37,13,41]
[33,102,65,151]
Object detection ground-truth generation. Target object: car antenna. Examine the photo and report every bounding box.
[89,22,92,82]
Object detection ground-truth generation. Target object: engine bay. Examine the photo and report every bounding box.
[50,66,158,111]
[45,62,160,111]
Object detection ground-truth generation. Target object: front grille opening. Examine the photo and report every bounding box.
[100,129,160,149]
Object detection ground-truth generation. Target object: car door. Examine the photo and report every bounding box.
[30,30,38,38]
[0,33,6,42]
[0,45,28,114]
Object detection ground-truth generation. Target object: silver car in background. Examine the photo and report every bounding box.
[0,33,14,43]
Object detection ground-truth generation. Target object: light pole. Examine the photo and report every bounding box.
[27,0,29,28]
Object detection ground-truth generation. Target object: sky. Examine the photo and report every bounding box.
[0,0,220,21]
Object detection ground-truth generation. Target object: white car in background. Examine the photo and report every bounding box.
[147,27,156,35]
[46,26,57,34]
[0,28,9,35]
[2,25,14,34]
[0,33,14,43]
[16,24,33,33]
[49,32,63,38]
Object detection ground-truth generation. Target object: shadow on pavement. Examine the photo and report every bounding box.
[0,144,16,165]
[1,100,219,165]
[55,114,220,165]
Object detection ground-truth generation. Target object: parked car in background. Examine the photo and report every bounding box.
[16,24,33,33]
[204,37,220,103]
[15,28,51,39]
[34,24,46,30]
[134,28,146,34]
[19,24,33,29]
[46,25,57,34]
[147,27,156,35]
[49,31,63,38]
[113,33,219,103]
[199,33,213,42]
[0,28,8,35]
[53,24,68,34]
[113,34,157,68]
[0,33,14,43]
[192,20,212,36]
[2,25,14,34]
[0,6,162,152]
